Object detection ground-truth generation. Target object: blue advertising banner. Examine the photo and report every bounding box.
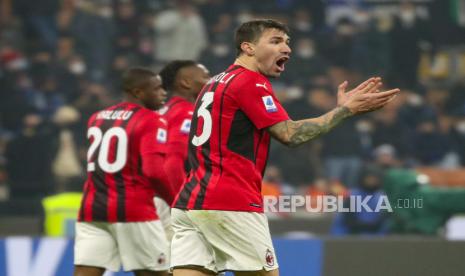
[0,237,323,276]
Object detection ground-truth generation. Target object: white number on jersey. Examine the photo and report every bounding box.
[87,126,128,173]
[192,92,214,146]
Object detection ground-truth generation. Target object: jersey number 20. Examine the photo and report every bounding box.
[192,92,214,146]
[87,126,128,173]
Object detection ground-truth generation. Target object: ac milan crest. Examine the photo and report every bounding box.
[158,253,166,265]
[265,249,274,266]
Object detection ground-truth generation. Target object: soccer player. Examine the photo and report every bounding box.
[170,19,400,276]
[159,60,210,192]
[74,68,173,276]
[155,60,210,240]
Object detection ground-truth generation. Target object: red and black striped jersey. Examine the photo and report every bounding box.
[173,65,289,212]
[159,96,194,192]
[78,102,167,222]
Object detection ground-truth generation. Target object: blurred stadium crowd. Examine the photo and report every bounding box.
[0,0,465,231]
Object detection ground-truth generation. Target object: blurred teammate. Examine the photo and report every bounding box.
[155,60,210,240]
[74,68,174,276]
[159,60,210,192]
[170,19,399,276]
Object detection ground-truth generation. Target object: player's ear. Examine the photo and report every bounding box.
[240,42,255,56]
[131,88,143,99]
[179,77,191,90]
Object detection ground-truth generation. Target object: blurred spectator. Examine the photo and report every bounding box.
[371,104,411,159]
[154,1,208,62]
[0,0,463,219]
[114,0,139,55]
[262,165,285,198]
[289,10,317,40]
[306,88,364,187]
[389,2,429,88]
[283,38,329,86]
[5,113,56,198]
[372,144,403,169]
[331,165,390,236]
[350,14,391,77]
[59,0,115,81]
[321,17,356,69]
[411,118,458,168]
[12,0,60,50]
[51,106,83,191]
[451,117,465,166]
[305,178,348,211]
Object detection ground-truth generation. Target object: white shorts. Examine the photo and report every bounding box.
[74,221,169,272]
[154,197,173,241]
[170,208,278,273]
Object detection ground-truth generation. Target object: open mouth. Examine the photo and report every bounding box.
[275,56,289,72]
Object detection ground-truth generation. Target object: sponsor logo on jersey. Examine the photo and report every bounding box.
[180,119,191,134]
[256,82,268,91]
[156,128,167,143]
[265,249,275,266]
[262,96,277,113]
[159,117,168,125]
[158,106,168,115]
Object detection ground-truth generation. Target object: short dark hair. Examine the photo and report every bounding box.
[235,19,290,56]
[122,67,156,93]
[159,60,197,92]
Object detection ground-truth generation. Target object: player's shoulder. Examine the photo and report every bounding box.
[87,103,119,125]
[163,97,194,118]
[140,108,165,123]
[231,69,271,94]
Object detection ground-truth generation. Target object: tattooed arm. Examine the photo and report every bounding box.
[268,106,353,147]
[268,77,400,147]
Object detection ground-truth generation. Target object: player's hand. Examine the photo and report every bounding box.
[337,77,400,115]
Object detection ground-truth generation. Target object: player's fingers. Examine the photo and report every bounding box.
[363,82,383,94]
[370,88,400,99]
[358,81,377,95]
[355,77,377,91]
[372,94,399,109]
[337,80,348,95]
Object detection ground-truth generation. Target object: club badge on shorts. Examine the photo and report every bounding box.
[262,96,278,113]
[158,253,166,265]
[265,249,274,267]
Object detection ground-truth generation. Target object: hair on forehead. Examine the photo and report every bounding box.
[159,60,197,91]
[122,67,157,93]
[235,19,290,56]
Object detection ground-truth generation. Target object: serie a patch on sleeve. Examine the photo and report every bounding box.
[156,128,167,143]
[262,95,278,113]
[180,119,191,134]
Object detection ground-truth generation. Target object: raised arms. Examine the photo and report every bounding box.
[268,77,399,147]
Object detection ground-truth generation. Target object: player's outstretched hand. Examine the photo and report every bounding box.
[337,77,399,115]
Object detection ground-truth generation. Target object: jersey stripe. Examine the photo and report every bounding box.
[194,67,242,209]
[85,104,122,221]
[218,69,246,174]
[90,118,114,221]
[175,81,215,208]
[79,114,100,221]
[114,105,141,221]
[175,65,243,209]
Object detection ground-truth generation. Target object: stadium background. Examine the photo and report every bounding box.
[1,0,465,275]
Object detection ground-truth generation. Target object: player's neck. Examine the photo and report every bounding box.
[234,56,259,73]
[172,91,195,103]
[123,95,144,107]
